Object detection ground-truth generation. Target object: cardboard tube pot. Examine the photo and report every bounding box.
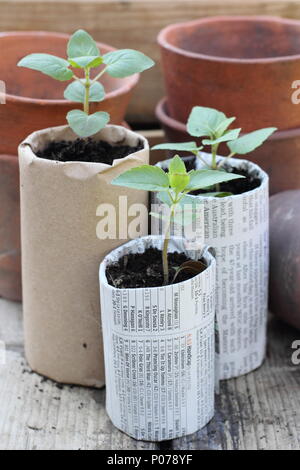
[158,16,300,131]
[155,156,269,380]
[18,125,149,388]
[99,235,216,441]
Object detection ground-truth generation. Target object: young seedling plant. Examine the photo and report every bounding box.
[18,29,154,138]
[112,155,243,285]
[153,106,277,187]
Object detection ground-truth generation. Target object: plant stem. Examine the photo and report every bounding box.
[162,204,175,285]
[84,68,90,115]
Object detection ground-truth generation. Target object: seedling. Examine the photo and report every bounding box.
[112,155,243,285]
[153,106,277,170]
[18,29,154,138]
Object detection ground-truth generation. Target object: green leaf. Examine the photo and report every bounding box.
[68,56,102,68]
[187,106,227,138]
[64,81,105,103]
[227,127,277,155]
[186,169,245,192]
[67,110,109,137]
[17,53,73,81]
[112,166,169,191]
[169,173,190,193]
[67,29,100,59]
[152,141,200,154]
[169,155,187,174]
[215,117,236,136]
[103,49,154,78]
[202,128,241,146]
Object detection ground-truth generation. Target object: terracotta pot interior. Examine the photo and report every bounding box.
[165,18,300,59]
[1,33,129,100]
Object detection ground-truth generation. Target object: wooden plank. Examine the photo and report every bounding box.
[1,0,300,123]
[1,297,300,449]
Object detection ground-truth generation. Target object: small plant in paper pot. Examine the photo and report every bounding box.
[152,106,277,381]
[98,156,241,441]
[153,106,276,194]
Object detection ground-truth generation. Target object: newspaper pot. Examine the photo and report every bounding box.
[99,235,216,441]
[155,155,269,380]
[18,124,149,387]
[0,154,21,301]
[269,190,300,331]
[0,31,139,155]
[158,16,300,131]
[156,97,300,196]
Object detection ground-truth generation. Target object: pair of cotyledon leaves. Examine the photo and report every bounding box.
[18,29,154,137]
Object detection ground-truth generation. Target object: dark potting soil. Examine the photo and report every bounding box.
[106,247,207,289]
[172,156,261,195]
[36,138,144,164]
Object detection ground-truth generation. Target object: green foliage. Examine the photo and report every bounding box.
[112,155,244,285]
[102,49,154,78]
[227,128,277,155]
[152,106,277,171]
[66,110,109,138]
[18,29,154,138]
[17,54,73,81]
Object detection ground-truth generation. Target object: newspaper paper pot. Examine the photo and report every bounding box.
[18,125,149,387]
[155,155,269,380]
[0,31,139,155]
[99,235,216,441]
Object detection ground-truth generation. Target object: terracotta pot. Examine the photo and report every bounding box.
[0,154,21,301]
[269,190,300,331]
[158,16,300,131]
[156,97,300,195]
[0,31,139,155]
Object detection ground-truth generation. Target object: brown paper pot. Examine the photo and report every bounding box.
[156,97,300,196]
[18,125,149,387]
[158,16,300,132]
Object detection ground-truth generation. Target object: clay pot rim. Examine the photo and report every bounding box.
[1,31,139,105]
[158,15,300,64]
[156,97,300,141]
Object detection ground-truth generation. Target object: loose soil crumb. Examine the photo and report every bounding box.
[106,247,207,289]
[36,138,144,164]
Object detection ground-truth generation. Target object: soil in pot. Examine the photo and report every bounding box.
[180,156,261,195]
[36,138,144,164]
[106,247,207,288]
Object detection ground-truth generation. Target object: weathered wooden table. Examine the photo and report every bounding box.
[0,298,299,450]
